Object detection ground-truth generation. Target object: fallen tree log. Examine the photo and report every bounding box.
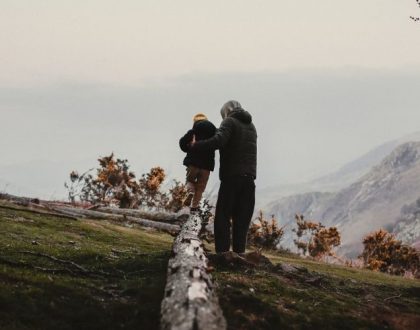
[160,213,226,330]
[50,206,180,234]
[0,202,78,221]
[0,193,40,206]
[0,193,181,222]
[96,207,179,223]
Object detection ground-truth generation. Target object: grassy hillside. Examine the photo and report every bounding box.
[1,201,419,330]
[0,202,173,330]
[214,252,420,330]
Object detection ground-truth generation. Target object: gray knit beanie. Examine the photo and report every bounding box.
[220,100,242,119]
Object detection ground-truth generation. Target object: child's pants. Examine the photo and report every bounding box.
[185,165,210,208]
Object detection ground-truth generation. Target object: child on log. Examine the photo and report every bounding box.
[179,113,216,212]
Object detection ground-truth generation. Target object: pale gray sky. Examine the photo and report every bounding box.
[1,0,419,85]
[0,1,419,199]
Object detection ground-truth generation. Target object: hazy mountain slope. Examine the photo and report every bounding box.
[257,131,420,208]
[393,198,420,248]
[263,192,336,251]
[266,191,334,225]
[267,141,420,257]
[321,142,420,255]
[310,131,420,192]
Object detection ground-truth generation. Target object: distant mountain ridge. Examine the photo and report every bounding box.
[266,141,420,257]
[310,131,420,191]
[257,131,420,208]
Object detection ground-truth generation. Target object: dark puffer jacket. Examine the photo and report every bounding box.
[179,120,216,171]
[190,109,257,180]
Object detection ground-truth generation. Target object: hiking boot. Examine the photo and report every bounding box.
[183,193,194,207]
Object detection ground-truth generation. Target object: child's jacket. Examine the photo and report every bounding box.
[179,119,216,171]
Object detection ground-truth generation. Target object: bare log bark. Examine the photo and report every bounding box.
[96,206,179,223]
[0,193,40,206]
[0,203,79,221]
[51,206,180,234]
[0,193,180,233]
[160,214,226,330]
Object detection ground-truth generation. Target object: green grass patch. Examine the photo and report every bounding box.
[0,204,173,330]
[2,202,420,330]
[213,250,420,330]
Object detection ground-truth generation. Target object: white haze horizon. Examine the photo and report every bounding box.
[1,1,419,200]
[2,68,420,200]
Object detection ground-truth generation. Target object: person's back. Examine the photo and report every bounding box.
[189,101,257,253]
[179,113,216,211]
[218,108,257,181]
[179,114,216,171]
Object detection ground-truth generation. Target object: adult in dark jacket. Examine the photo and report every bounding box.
[190,100,257,253]
[179,113,216,210]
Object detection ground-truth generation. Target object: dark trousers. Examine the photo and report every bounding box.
[214,176,256,253]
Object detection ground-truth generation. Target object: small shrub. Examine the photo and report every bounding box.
[293,214,341,260]
[247,211,285,249]
[137,166,167,208]
[65,154,139,208]
[360,229,419,277]
[65,153,183,210]
[165,180,188,212]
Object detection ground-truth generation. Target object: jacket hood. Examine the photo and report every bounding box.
[220,100,242,119]
[229,109,252,124]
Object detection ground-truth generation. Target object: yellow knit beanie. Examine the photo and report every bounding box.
[193,113,208,123]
